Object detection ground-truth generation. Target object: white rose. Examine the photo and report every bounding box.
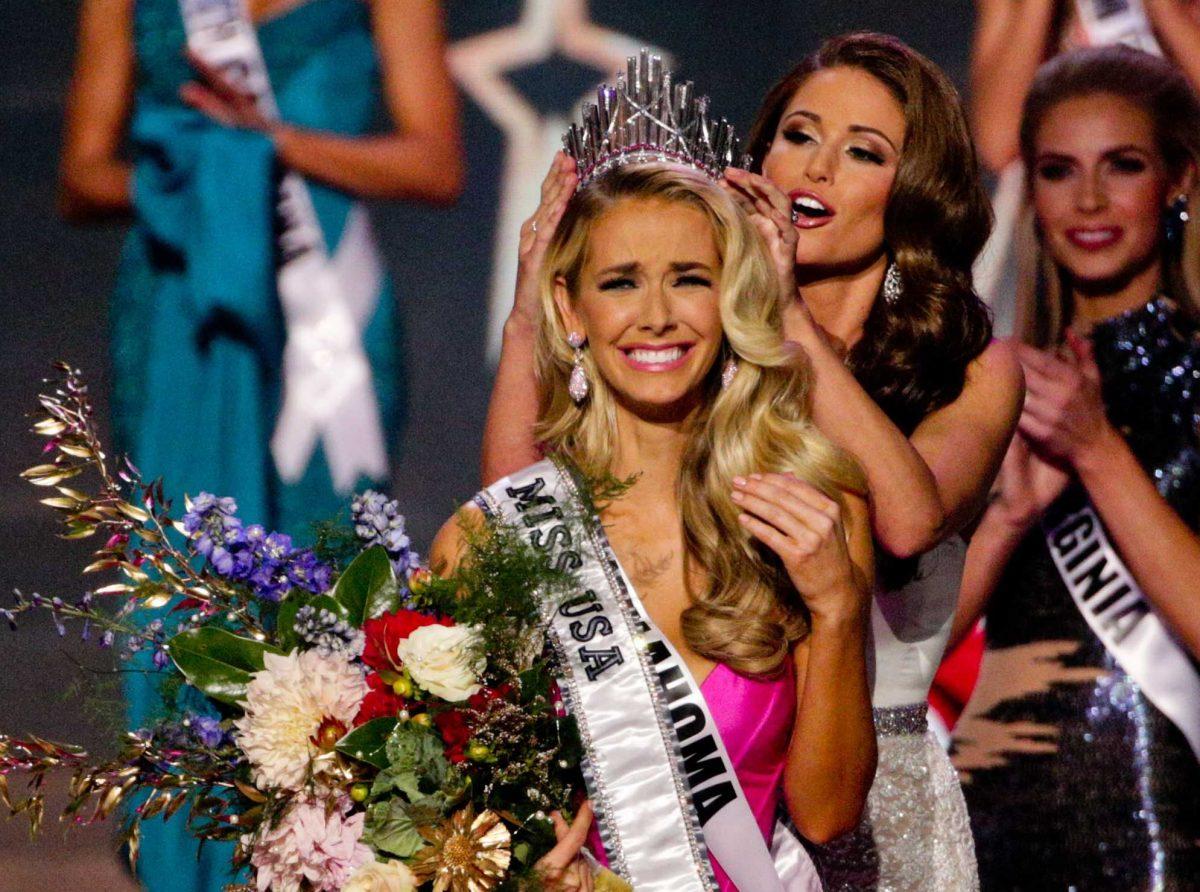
[343,858,418,892]
[395,623,485,702]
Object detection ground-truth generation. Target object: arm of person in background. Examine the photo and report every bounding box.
[731,476,876,841]
[723,168,1026,560]
[969,0,1059,173]
[182,0,463,203]
[1145,0,1200,96]
[948,431,1070,648]
[58,0,135,222]
[480,154,578,485]
[1013,333,1200,659]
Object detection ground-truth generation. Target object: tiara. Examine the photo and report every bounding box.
[563,49,748,189]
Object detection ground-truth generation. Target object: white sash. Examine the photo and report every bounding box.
[1045,497,1200,760]
[1074,0,1163,54]
[179,0,389,493]
[479,459,822,890]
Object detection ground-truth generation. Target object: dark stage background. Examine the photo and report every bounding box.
[0,2,974,886]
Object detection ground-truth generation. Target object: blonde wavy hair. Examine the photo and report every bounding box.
[534,164,866,677]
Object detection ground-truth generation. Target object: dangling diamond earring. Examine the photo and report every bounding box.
[567,332,589,404]
[721,357,739,390]
[883,262,903,305]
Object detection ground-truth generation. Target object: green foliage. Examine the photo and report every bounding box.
[413,514,575,676]
[362,798,424,857]
[372,723,454,801]
[335,717,398,770]
[332,547,399,625]
[166,627,282,706]
[309,515,361,568]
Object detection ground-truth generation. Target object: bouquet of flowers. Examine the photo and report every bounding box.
[0,365,590,892]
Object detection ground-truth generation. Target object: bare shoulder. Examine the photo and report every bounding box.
[964,339,1025,405]
[429,502,487,576]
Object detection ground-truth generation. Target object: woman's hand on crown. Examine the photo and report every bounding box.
[732,473,866,622]
[512,153,578,328]
[721,167,798,304]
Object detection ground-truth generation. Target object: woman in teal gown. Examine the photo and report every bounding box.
[59,1,461,888]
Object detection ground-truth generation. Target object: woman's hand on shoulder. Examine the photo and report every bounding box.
[732,474,871,623]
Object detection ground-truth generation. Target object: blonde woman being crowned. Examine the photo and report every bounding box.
[431,57,876,892]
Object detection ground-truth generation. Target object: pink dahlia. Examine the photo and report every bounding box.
[250,795,373,892]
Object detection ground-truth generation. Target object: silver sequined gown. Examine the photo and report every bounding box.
[811,537,979,891]
[954,297,1200,891]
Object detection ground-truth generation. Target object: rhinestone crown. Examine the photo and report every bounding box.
[563,49,748,189]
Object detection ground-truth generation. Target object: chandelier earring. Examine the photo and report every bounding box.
[883,261,903,305]
[567,332,589,404]
[721,357,739,390]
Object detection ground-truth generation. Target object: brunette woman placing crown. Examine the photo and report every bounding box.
[951,46,1200,889]
[435,65,878,889]
[483,34,1023,891]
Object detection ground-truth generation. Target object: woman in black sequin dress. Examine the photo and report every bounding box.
[952,47,1200,890]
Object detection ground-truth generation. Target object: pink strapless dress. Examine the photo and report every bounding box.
[587,661,796,891]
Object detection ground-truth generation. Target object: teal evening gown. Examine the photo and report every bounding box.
[114,0,398,887]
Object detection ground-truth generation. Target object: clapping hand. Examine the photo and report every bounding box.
[1015,330,1111,465]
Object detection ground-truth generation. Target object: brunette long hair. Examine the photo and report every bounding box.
[535,165,865,677]
[747,32,994,435]
[1016,45,1200,347]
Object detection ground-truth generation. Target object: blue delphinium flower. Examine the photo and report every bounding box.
[294,605,365,657]
[351,489,420,581]
[190,714,227,748]
[182,492,332,601]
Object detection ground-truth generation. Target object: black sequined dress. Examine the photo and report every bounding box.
[956,297,1200,891]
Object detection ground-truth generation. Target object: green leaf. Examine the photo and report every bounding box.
[335,717,398,770]
[332,547,398,625]
[167,627,283,706]
[363,799,425,858]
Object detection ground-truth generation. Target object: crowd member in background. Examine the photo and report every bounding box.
[951,46,1200,889]
[934,0,1200,735]
[58,0,461,888]
[483,33,1022,891]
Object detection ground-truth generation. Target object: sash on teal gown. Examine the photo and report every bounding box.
[115,1,398,887]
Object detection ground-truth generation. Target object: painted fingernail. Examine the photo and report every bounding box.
[731,490,744,502]
[737,513,751,524]
[732,476,746,486]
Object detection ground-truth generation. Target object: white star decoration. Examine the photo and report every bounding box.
[449,0,668,362]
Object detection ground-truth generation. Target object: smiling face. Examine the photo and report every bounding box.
[554,197,724,422]
[760,66,905,276]
[1032,93,1180,287]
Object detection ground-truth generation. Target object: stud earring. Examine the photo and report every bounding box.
[567,332,589,404]
[883,262,903,305]
[1166,194,1191,248]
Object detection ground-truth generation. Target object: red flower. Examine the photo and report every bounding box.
[361,609,452,674]
[354,673,406,726]
[467,684,512,713]
[434,709,473,764]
